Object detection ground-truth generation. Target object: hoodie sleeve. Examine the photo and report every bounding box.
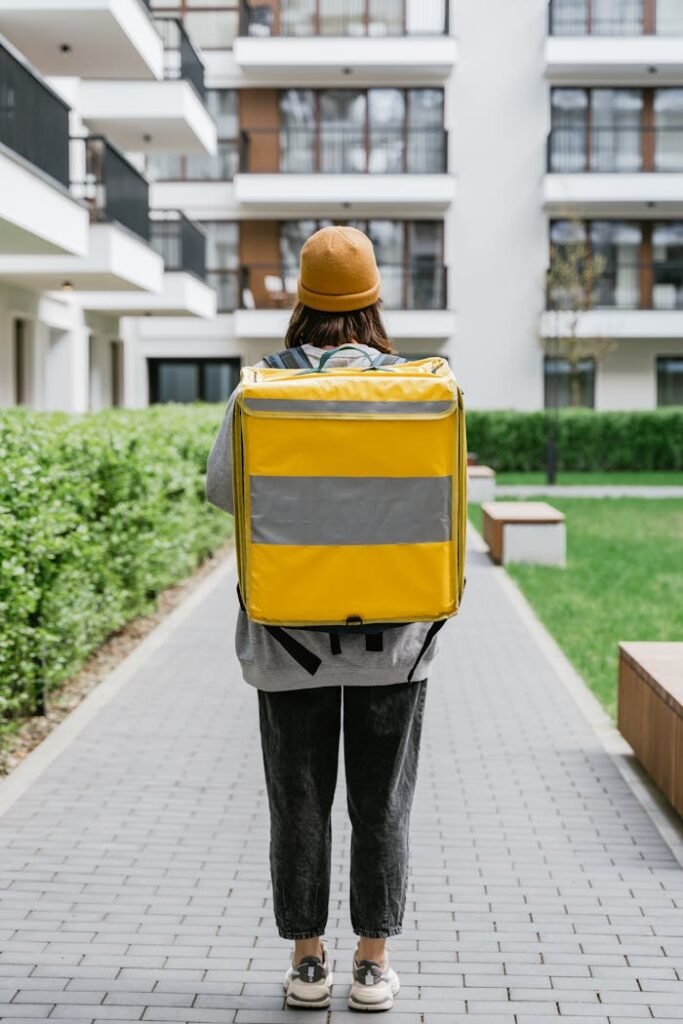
[205,388,238,515]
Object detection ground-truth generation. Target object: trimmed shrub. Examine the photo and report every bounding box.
[0,404,231,732]
[466,409,683,472]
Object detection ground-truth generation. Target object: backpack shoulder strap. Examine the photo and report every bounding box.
[262,347,312,370]
[375,353,408,366]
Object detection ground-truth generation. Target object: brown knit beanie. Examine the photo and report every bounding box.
[297,225,381,312]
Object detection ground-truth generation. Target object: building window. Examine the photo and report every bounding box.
[244,0,447,37]
[146,89,239,181]
[656,356,683,406]
[549,1,683,36]
[278,88,445,173]
[200,220,239,311]
[550,0,645,36]
[151,1,240,49]
[654,88,683,171]
[257,219,445,310]
[549,219,642,309]
[548,219,683,310]
[544,356,596,409]
[13,318,29,405]
[148,358,241,403]
[111,341,123,407]
[550,87,683,173]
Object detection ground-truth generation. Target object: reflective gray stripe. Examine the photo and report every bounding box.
[244,399,453,415]
[250,476,452,546]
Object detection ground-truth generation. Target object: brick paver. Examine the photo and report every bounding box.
[0,544,681,1023]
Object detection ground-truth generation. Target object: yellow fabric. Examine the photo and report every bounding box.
[297,225,381,312]
[233,357,467,628]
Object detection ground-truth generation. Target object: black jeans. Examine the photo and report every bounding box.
[257,678,428,940]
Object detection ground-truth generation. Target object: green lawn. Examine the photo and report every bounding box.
[468,499,683,719]
[495,471,683,486]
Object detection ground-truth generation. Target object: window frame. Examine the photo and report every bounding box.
[148,357,242,403]
[543,354,597,409]
[656,354,683,406]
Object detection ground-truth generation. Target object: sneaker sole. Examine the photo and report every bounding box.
[283,971,334,1010]
[347,978,400,1012]
[285,991,332,1010]
[347,993,395,1012]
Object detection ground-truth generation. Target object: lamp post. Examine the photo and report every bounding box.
[544,267,560,486]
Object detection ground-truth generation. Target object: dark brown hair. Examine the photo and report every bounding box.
[284,300,394,353]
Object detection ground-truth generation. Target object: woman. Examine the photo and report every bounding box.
[206,225,442,1012]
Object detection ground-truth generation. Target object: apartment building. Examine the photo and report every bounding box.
[2,0,683,411]
[125,0,456,406]
[0,0,217,411]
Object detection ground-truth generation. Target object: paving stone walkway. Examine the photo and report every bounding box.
[1,542,682,1024]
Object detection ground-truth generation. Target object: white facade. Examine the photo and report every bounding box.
[3,0,683,412]
[0,3,217,413]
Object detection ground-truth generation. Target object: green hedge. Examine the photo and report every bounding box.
[466,409,683,472]
[0,404,231,733]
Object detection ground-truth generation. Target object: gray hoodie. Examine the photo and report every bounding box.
[205,342,444,691]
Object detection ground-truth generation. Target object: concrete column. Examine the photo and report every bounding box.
[44,325,90,413]
[451,0,549,409]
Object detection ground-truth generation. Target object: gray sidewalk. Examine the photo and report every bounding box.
[1,543,682,1024]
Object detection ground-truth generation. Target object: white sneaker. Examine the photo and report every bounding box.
[283,939,333,1009]
[348,945,400,1012]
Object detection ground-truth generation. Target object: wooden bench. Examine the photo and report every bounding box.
[618,643,683,817]
[481,501,566,567]
[467,465,496,503]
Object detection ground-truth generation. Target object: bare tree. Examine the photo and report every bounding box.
[544,218,619,407]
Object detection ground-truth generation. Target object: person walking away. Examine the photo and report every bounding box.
[206,225,447,1012]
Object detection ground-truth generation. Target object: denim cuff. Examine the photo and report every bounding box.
[278,927,327,940]
[354,925,403,938]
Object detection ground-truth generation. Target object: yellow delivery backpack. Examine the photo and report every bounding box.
[232,345,467,669]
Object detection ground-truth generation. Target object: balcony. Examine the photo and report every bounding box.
[0,37,88,256]
[548,260,683,309]
[0,0,163,80]
[147,141,240,219]
[545,127,683,213]
[0,135,163,291]
[548,0,682,36]
[79,210,216,317]
[231,261,453,339]
[157,17,205,100]
[234,0,455,85]
[234,127,454,213]
[542,255,683,339]
[150,211,206,279]
[546,0,683,83]
[240,261,446,308]
[77,19,217,155]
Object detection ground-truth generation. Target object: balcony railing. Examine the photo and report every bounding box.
[548,0,683,36]
[150,211,207,279]
[70,135,150,241]
[240,127,448,173]
[547,126,683,172]
[240,0,449,37]
[0,39,70,187]
[239,262,447,310]
[146,141,240,182]
[547,261,683,309]
[155,17,206,99]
